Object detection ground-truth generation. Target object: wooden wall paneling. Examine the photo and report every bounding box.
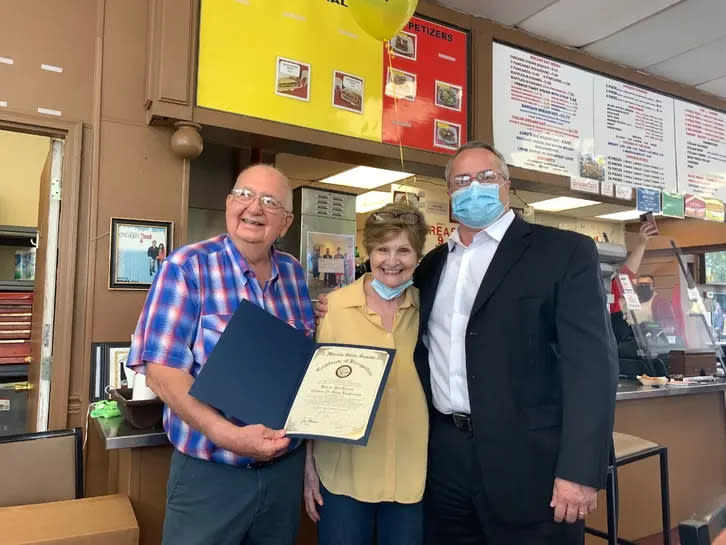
[91,121,185,342]
[633,219,726,252]
[195,108,449,179]
[68,125,95,429]
[101,0,151,125]
[146,0,199,122]
[0,0,96,123]
[472,18,493,143]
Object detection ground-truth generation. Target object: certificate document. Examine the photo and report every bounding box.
[285,346,392,442]
[189,300,395,446]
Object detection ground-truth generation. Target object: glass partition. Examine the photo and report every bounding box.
[617,241,724,373]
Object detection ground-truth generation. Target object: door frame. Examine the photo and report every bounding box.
[0,111,83,430]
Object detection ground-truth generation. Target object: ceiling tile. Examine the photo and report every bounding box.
[647,35,726,86]
[432,0,558,26]
[584,0,726,68]
[518,0,680,47]
[697,75,726,98]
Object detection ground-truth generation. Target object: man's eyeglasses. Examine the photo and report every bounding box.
[230,188,288,213]
[450,169,508,188]
[371,211,421,224]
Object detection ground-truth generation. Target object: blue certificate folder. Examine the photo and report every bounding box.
[189,299,395,446]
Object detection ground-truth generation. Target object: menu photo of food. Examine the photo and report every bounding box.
[579,153,606,181]
[435,81,462,112]
[434,119,461,150]
[385,67,417,102]
[332,71,364,114]
[685,194,706,219]
[275,57,310,101]
[391,31,416,60]
[704,197,725,222]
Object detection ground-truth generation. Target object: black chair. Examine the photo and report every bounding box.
[679,498,726,545]
[0,428,83,507]
[586,432,671,545]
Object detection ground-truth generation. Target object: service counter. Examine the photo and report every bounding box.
[89,379,726,545]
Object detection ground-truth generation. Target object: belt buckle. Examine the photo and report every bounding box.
[451,412,472,432]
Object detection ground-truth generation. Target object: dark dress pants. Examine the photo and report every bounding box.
[424,410,585,545]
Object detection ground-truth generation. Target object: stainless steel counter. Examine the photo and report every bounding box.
[616,377,726,401]
[94,415,168,450]
[93,378,726,449]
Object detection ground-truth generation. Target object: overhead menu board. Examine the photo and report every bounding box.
[674,100,726,200]
[492,42,594,178]
[493,41,726,212]
[593,77,677,193]
[197,0,469,155]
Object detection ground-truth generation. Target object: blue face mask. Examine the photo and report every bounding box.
[370,278,413,301]
[451,181,505,229]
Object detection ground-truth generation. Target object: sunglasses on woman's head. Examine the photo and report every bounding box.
[371,211,421,224]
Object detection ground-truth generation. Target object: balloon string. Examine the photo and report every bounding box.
[385,41,413,205]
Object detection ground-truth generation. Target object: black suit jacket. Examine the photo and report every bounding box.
[413,216,618,525]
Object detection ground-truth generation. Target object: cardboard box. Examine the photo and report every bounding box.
[0,494,139,545]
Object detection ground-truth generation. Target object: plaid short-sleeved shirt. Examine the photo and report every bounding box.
[126,234,314,466]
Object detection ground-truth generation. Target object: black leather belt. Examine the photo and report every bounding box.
[450,412,473,432]
[244,445,300,470]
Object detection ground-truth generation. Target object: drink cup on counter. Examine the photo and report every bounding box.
[131,373,157,401]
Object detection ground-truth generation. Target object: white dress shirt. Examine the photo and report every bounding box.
[424,210,515,414]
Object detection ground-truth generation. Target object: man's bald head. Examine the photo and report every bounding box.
[234,164,293,211]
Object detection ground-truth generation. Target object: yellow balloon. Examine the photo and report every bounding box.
[349,0,418,42]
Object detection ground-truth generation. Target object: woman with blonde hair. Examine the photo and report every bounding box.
[304,202,429,545]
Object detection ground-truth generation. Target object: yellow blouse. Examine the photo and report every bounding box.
[313,275,428,504]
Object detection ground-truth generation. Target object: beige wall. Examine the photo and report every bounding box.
[0,130,50,227]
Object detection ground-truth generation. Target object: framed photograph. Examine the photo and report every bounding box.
[89,342,132,401]
[109,217,173,290]
[305,232,355,301]
[391,31,417,60]
[332,70,364,114]
[275,56,310,102]
[435,81,463,111]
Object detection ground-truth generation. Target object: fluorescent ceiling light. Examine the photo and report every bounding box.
[530,196,602,212]
[596,209,644,221]
[356,191,393,213]
[319,166,413,190]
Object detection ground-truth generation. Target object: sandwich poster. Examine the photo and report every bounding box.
[197,0,468,154]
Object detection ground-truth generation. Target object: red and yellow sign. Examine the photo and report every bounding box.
[197,0,469,154]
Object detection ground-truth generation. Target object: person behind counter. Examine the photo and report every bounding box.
[316,140,619,545]
[304,202,429,545]
[126,164,315,545]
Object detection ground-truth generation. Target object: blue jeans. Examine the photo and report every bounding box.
[317,485,423,545]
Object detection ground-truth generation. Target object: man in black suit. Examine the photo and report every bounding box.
[414,141,618,544]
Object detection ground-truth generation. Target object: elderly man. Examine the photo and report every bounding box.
[414,141,618,544]
[127,164,314,545]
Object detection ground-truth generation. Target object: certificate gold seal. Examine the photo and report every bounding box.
[335,365,352,379]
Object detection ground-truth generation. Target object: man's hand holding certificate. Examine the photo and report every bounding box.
[189,300,394,445]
